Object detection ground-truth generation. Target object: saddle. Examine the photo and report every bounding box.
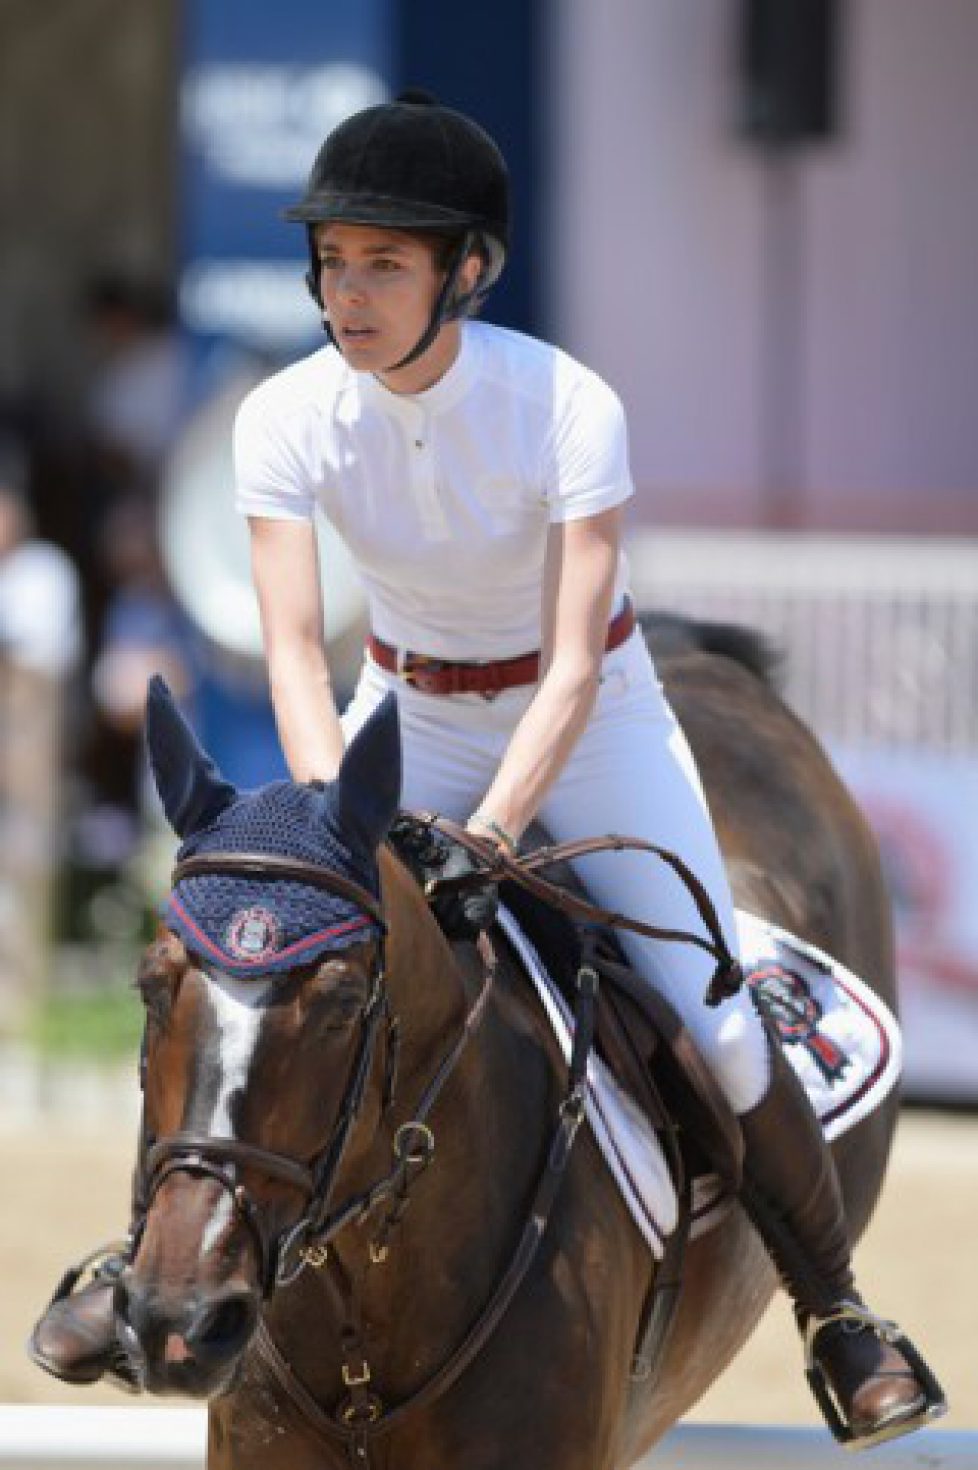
[388,815,744,1195]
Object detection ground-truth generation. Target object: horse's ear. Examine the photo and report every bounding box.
[144,675,237,838]
[335,692,402,853]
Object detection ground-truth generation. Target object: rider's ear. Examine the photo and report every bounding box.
[144,675,237,838]
[335,692,402,854]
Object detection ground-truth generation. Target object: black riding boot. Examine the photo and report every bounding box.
[27,1119,148,1391]
[738,1033,945,1448]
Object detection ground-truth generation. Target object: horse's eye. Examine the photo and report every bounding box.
[308,961,371,1031]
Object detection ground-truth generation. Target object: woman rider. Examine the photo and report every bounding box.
[31,91,937,1448]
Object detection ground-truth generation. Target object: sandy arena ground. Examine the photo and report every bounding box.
[2,1102,974,1431]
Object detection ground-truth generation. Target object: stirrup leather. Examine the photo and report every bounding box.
[804,1301,947,1449]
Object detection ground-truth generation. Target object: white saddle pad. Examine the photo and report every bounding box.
[497,906,903,1259]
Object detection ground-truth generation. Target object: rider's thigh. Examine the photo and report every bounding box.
[540,633,770,1114]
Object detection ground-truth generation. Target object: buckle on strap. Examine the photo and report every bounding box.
[397,651,450,693]
[342,1359,372,1389]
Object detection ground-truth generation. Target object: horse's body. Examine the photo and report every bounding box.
[123,631,898,1469]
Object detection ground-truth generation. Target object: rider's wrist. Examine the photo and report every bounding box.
[467,812,518,854]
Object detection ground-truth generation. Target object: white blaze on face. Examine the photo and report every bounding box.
[199,968,275,1259]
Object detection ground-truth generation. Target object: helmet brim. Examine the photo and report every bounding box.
[283,192,506,245]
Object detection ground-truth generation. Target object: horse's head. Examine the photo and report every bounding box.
[116,679,401,1397]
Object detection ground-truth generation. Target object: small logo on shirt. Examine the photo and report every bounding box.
[226,906,282,962]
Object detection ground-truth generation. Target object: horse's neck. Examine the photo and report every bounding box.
[382,852,476,1088]
[378,854,560,1156]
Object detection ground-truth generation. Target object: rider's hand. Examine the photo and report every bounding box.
[428,844,499,940]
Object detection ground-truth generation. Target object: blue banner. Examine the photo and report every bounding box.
[178,0,393,354]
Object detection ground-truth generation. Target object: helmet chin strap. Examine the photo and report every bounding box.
[308,231,480,377]
[380,232,475,374]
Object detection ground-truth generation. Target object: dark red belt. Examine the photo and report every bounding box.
[367,597,636,697]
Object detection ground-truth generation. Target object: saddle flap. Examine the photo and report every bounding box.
[389,814,744,1192]
[591,949,744,1191]
[496,853,744,1193]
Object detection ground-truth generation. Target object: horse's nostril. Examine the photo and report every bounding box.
[187,1292,257,1360]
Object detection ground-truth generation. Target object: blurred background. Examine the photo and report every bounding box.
[0,0,975,1427]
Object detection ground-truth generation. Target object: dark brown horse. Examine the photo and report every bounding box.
[118,625,899,1469]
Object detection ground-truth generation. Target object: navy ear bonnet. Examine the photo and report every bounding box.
[146,677,401,977]
[166,782,381,976]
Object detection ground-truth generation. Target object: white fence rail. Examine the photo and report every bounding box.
[1,1407,974,1469]
[628,530,978,752]
[657,1422,975,1467]
[0,1408,201,1469]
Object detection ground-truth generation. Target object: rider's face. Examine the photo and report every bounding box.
[315,223,464,392]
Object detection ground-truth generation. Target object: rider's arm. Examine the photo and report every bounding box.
[248,516,346,782]
[469,504,622,846]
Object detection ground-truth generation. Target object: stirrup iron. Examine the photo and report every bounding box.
[804,1301,947,1450]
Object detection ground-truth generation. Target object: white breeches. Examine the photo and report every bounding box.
[342,629,771,1114]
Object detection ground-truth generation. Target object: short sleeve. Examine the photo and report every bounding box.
[543,374,634,524]
[233,386,316,522]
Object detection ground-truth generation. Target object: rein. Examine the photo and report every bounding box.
[424,815,744,1006]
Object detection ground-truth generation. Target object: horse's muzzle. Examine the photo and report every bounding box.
[114,1273,258,1398]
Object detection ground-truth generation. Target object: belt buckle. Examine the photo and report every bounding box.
[395,647,421,688]
[399,652,444,694]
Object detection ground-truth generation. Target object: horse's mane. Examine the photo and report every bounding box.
[639,610,783,692]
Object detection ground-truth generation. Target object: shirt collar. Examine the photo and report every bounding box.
[360,322,479,421]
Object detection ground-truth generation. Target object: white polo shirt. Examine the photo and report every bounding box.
[234,320,634,660]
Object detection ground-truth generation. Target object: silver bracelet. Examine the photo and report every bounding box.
[469,814,518,854]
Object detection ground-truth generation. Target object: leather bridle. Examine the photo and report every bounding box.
[136,823,738,1461]
[141,850,397,1297]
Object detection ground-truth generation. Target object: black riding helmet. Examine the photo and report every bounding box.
[284,89,509,371]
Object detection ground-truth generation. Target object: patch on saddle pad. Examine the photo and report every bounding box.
[738,912,902,1140]
[498,906,902,1257]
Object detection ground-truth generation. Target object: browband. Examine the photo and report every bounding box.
[170,852,386,932]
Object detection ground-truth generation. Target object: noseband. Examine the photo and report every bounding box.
[141,851,392,1297]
